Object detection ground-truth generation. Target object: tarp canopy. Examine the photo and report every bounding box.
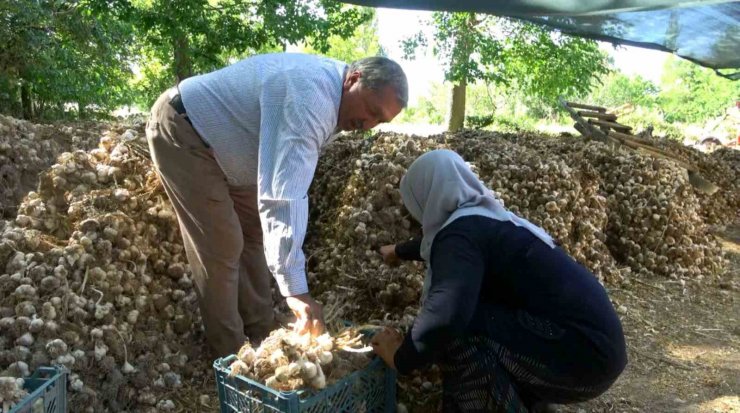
[343,0,740,79]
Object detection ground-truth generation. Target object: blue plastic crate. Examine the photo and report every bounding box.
[8,366,67,413]
[214,355,396,413]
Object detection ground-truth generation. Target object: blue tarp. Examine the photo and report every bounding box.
[343,0,740,79]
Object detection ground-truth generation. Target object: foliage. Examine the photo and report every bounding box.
[0,0,372,118]
[396,80,541,131]
[0,0,135,118]
[659,56,740,123]
[499,20,610,105]
[620,106,683,139]
[3,0,736,127]
[395,82,447,125]
[129,50,171,110]
[128,0,372,103]
[589,72,659,108]
[465,83,545,131]
[301,10,383,64]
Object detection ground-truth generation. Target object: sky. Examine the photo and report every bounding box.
[375,8,669,105]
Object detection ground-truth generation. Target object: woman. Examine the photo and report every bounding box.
[372,149,626,412]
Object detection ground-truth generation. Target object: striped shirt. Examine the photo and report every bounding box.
[179,53,347,296]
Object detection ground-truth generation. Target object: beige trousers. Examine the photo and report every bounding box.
[145,90,275,357]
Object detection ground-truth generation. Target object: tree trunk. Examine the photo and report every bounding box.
[35,99,45,119]
[446,13,476,133]
[447,80,467,132]
[20,82,33,120]
[78,102,85,119]
[173,33,193,83]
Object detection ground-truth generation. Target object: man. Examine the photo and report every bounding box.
[145,54,408,356]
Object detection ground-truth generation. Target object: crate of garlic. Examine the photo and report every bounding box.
[3,365,67,413]
[213,328,396,412]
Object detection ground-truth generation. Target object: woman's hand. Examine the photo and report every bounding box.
[371,327,403,370]
[379,244,401,266]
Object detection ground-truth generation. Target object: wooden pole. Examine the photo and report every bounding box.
[565,101,607,112]
[588,118,633,132]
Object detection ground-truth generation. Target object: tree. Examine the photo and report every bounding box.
[0,0,135,119]
[1,0,374,118]
[403,13,610,131]
[659,56,740,123]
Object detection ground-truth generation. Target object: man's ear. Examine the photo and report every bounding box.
[343,70,361,89]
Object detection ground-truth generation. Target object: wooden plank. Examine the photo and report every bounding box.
[588,118,632,131]
[577,110,617,121]
[565,101,607,112]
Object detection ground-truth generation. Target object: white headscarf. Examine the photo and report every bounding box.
[399,149,555,301]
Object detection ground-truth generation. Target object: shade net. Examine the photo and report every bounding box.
[343,0,740,79]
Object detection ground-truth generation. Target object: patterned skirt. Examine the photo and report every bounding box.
[437,309,623,413]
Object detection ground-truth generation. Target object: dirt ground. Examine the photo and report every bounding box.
[559,222,740,413]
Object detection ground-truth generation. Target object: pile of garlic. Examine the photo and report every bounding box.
[308,135,443,329]
[0,115,101,219]
[0,123,209,413]
[700,147,740,225]
[580,145,725,279]
[306,130,732,327]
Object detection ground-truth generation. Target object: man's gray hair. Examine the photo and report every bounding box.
[349,56,408,108]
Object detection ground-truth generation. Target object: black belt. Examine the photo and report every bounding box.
[169,93,190,120]
[168,91,210,148]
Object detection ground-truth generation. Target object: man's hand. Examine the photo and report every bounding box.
[371,327,403,370]
[379,244,400,266]
[285,293,326,337]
